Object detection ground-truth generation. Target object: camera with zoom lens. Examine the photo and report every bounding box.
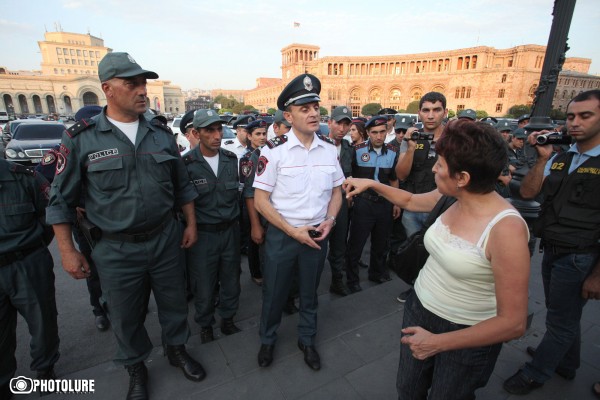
[405,130,435,141]
[535,132,572,146]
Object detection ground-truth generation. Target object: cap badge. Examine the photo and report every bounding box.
[127,55,136,63]
[207,111,214,116]
[303,76,313,91]
[343,108,348,113]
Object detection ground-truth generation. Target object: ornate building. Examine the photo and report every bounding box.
[245,43,598,116]
[0,31,184,117]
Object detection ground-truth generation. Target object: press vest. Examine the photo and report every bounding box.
[405,139,437,194]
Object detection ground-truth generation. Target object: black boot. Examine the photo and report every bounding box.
[165,345,206,382]
[220,318,241,335]
[329,277,349,296]
[200,326,214,343]
[125,362,148,400]
[36,367,57,397]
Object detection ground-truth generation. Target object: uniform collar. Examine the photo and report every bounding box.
[569,142,600,157]
[287,128,325,150]
[367,139,387,154]
[95,106,151,133]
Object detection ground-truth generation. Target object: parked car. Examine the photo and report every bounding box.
[3,121,65,166]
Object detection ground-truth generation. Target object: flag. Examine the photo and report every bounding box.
[293,22,300,28]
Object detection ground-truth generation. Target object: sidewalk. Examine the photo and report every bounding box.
[14,249,600,399]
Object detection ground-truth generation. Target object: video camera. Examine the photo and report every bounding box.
[534,132,572,146]
[404,130,435,141]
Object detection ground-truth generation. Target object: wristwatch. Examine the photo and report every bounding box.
[325,215,336,227]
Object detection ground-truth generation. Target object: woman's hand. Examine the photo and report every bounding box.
[401,326,442,360]
[343,177,372,200]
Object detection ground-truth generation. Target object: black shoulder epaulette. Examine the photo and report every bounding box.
[317,134,335,146]
[354,142,369,150]
[183,154,194,165]
[223,140,234,145]
[386,143,399,153]
[266,135,288,149]
[66,118,95,138]
[222,149,237,158]
[10,162,35,176]
[150,118,173,134]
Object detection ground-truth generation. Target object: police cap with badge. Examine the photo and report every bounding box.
[98,52,159,82]
[365,116,389,129]
[518,114,531,124]
[277,74,321,111]
[512,128,526,139]
[246,119,268,134]
[193,109,223,129]
[180,109,196,134]
[378,108,398,120]
[457,109,477,121]
[395,116,415,132]
[232,115,256,129]
[331,106,352,123]
[496,120,513,132]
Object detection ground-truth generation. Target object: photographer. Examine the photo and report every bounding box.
[504,90,600,395]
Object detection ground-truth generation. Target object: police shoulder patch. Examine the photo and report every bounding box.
[317,134,335,145]
[66,118,96,138]
[354,142,369,150]
[266,135,288,149]
[222,149,237,159]
[183,154,194,165]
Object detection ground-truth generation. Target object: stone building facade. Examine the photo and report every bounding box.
[0,31,184,117]
[245,43,598,116]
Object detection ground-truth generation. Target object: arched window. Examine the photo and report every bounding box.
[83,91,99,106]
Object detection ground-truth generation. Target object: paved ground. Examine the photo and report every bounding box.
[13,241,600,399]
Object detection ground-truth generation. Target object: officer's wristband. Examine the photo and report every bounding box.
[325,215,336,227]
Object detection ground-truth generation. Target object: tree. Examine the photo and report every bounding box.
[507,104,531,118]
[406,101,420,114]
[267,108,277,115]
[232,103,244,114]
[447,110,456,118]
[319,106,328,116]
[476,110,489,119]
[219,108,233,115]
[243,105,257,112]
[362,103,382,116]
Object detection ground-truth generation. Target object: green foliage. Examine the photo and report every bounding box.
[267,108,277,115]
[406,101,420,114]
[219,108,233,115]
[319,106,328,116]
[507,104,531,118]
[232,103,244,114]
[447,110,456,118]
[476,110,489,119]
[362,103,382,116]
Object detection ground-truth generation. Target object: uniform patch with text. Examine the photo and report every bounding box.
[257,156,268,176]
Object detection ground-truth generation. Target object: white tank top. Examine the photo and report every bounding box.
[414,209,527,326]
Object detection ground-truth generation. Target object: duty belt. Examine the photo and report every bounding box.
[0,244,44,268]
[102,214,172,243]
[197,220,237,232]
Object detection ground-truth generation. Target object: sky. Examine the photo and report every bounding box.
[1,0,599,91]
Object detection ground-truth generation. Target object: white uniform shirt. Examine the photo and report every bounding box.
[222,137,247,161]
[253,129,344,227]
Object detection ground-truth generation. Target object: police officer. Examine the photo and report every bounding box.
[183,109,242,344]
[325,106,354,296]
[253,74,344,370]
[345,116,400,293]
[518,113,531,129]
[496,120,513,142]
[457,108,477,121]
[378,107,398,144]
[0,159,59,398]
[504,90,600,395]
[239,119,268,286]
[47,52,205,400]
[507,128,527,169]
[267,109,291,140]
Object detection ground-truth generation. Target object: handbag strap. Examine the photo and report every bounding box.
[422,195,456,232]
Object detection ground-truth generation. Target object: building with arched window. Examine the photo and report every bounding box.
[0,31,184,117]
[244,43,596,116]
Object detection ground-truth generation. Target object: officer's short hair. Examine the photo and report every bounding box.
[419,92,447,110]
[568,89,600,109]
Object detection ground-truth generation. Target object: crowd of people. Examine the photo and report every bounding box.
[1,50,599,400]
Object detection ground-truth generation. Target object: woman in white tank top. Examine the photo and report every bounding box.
[344,120,530,399]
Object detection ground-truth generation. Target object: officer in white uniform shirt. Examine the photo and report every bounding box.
[253,74,344,371]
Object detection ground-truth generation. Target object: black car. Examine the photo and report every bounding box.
[3,121,65,166]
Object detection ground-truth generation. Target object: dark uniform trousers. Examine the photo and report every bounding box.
[260,225,328,346]
[186,222,241,327]
[91,217,189,365]
[0,247,59,385]
[327,197,349,280]
[346,196,393,285]
[73,227,103,316]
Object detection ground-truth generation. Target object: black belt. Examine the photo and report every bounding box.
[543,243,600,255]
[0,244,44,268]
[197,220,237,232]
[102,214,172,243]
[358,192,385,203]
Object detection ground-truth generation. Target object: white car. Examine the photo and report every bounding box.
[169,117,190,151]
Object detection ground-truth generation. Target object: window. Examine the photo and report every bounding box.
[63,47,68,54]
[85,60,89,66]
[61,69,65,74]
[65,59,70,64]
[58,58,63,64]
[466,88,471,98]
[77,50,81,56]
[91,61,96,66]
[496,104,503,113]
[54,68,58,74]
[95,51,100,57]
[351,89,360,101]
[90,52,94,58]
[78,60,82,65]
[56,48,62,55]
[529,84,538,99]
[71,59,76,64]
[498,89,505,98]
[460,87,466,98]
[501,74,507,83]
[508,58,513,67]
[457,105,465,112]
[70,49,75,56]
[83,50,88,57]
[390,89,401,101]
[455,88,460,99]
